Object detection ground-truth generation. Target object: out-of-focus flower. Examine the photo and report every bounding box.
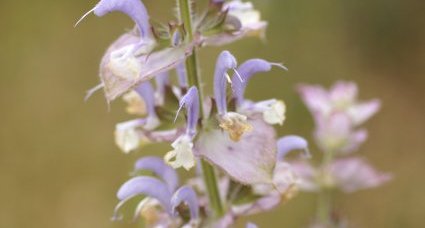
[298,81,380,154]
[291,158,391,193]
[330,158,392,193]
[314,112,368,154]
[246,222,258,228]
[298,81,381,127]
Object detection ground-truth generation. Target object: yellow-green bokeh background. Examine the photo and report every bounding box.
[1,0,424,227]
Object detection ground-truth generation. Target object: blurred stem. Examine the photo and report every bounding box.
[316,150,335,227]
[178,0,224,218]
[317,189,332,227]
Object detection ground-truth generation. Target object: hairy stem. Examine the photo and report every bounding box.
[178,0,224,218]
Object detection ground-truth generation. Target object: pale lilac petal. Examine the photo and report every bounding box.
[297,84,332,116]
[99,36,193,102]
[196,117,276,184]
[214,51,238,115]
[134,156,179,192]
[330,158,392,193]
[314,112,352,152]
[341,129,368,153]
[347,99,381,125]
[176,62,188,88]
[171,186,200,220]
[231,59,273,105]
[277,135,310,160]
[135,81,157,118]
[272,162,298,195]
[329,81,358,104]
[117,177,172,211]
[93,0,151,39]
[176,86,199,137]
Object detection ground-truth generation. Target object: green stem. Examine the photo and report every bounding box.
[178,0,224,218]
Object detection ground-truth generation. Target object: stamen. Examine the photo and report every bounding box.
[225,72,232,84]
[74,6,96,27]
[232,68,244,82]
[84,83,104,101]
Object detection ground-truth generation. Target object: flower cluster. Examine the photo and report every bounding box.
[294,81,391,226]
[77,0,390,227]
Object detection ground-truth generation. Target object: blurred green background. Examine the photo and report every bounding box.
[1,0,424,227]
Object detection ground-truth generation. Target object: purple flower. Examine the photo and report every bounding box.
[134,156,179,192]
[231,59,286,105]
[76,0,152,42]
[164,87,200,170]
[213,51,253,141]
[114,157,201,226]
[229,58,287,126]
[171,186,200,226]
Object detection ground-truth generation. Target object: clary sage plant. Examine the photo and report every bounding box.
[76,0,391,227]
